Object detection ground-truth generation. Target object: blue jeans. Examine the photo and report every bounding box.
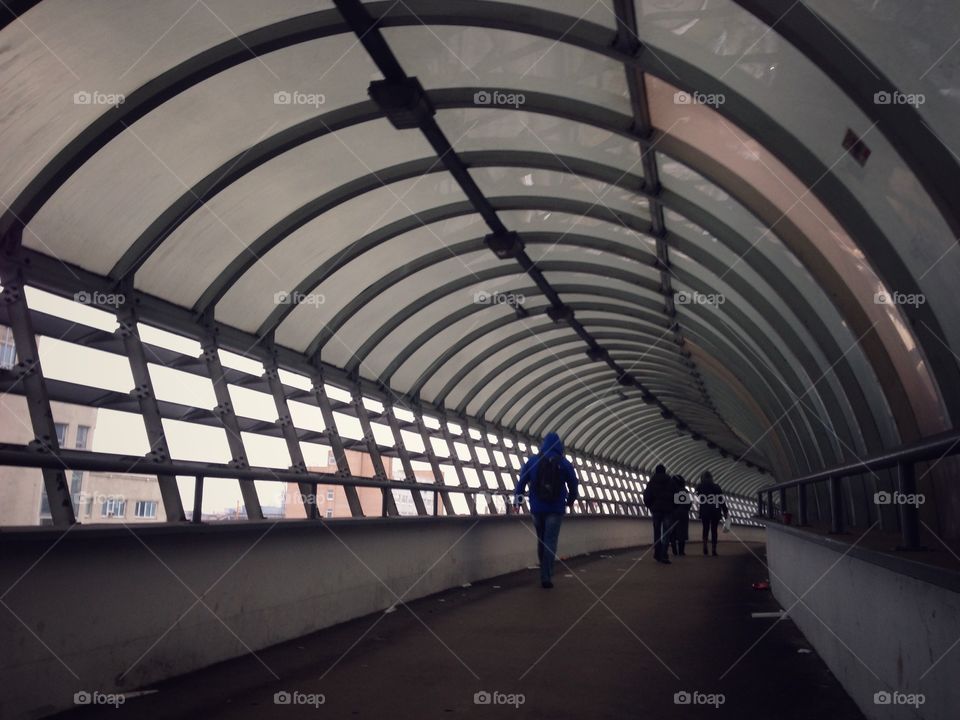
[652,512,672,560]
[534,513,563,583]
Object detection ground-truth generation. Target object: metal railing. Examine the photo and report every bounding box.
[0,443,648,522]
[757,429,960,550]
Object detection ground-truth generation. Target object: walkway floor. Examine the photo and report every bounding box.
[55,541,864,719]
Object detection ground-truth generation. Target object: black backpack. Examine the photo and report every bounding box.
[536,455,564,503]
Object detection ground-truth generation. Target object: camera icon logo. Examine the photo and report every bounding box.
[74,691,92,705]
[473,90,491,105]
[673,91,692,105]
[274,90,292,105]
[874,491,891,505]
[274,690,292,705]
[674,690,692,704]
[873,91,892,105]
[274,290,292,305]
[73,91,92,105]
[474,690,492,704]
[874,691,891,705]
[473,290,491,304]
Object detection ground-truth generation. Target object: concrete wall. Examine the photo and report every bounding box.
[0,515,773,719]
[767,524,960,720]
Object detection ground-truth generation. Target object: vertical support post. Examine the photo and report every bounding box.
[413,406,456,516]
[460,422,498,515]
[766,491,775,520]
[200,331,263,519]
[192,476,204,523]
[310,370,363,517]
[0,271,75,525]
[896,461,922,551]
[778,487,787,519]
[352,383,397,517]
[439,416,477,515]
[382,398,427,516]
[797,483,808,526]
[116,301,186,522]
[829,476,844,534]
[263,354,317,519]
[757,492,764,518]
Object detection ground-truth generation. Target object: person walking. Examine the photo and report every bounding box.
[696,471,729,556]
[514,432,579,588]
[642,464,676,564]
[670,474,691,557]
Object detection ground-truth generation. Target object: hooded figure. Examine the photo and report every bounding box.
[643,464,677,564]
[515,432,579,588]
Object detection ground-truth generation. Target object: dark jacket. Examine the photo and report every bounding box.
[515,432,578,515]
[696,480,729,521]
[643,469,676,515]
[670,476,691,541]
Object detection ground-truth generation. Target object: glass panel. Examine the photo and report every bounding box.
[802,0,960,155]
[470,166,647,220]
[384,25,630,114]
[139,120,436,306]
[0,0,336,207]
[276,213,489,351]
[217,171,467,333]
[646,74,947,433]
[438,108,641,175]
[30,31,373,277]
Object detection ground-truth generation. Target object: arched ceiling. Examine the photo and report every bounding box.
[1,0,958,498]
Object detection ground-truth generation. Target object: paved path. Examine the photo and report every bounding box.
[55,540,864,719]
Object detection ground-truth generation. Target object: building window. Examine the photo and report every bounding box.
[134,500,158,519]
[101,496,126,518]
[326,489,335,501]
[70,470,83,508]
[0,326,15,369]
[325,508,333,518]
[75,425,90,449]
[54,422,68,447]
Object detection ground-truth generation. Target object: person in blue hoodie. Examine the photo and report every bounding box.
[514,432,579,589]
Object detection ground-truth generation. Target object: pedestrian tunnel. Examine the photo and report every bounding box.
[0,1,958,718]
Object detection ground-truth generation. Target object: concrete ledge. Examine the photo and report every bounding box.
[0,515,762,719]
[766,524,960,720]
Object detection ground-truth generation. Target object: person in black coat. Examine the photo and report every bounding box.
[696,471,729,556]
[670,475,691,557]
[642,464,676,564]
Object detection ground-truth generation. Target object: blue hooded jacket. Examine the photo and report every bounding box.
[515,432,579,514]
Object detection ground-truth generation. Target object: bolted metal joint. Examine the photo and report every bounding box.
[546,304,574,323]
[368,77,435,129]
[483,230,524,259]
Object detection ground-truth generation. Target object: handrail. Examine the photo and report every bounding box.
[756,428,960,549]
[762,428,960,491]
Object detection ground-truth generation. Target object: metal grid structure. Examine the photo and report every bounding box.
[1,1,958,526]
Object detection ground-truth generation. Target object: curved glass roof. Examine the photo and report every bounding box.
[2,0,958,498]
